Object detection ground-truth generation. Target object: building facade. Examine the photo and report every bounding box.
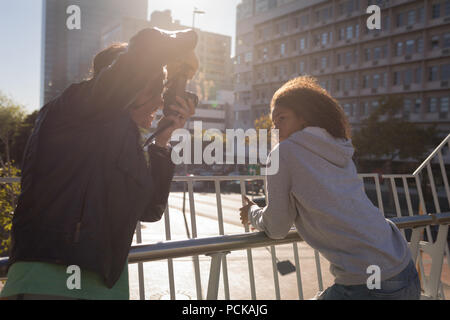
[234,0,450,135]
[41,0,148,106]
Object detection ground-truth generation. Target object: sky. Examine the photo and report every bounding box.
[0,0,241,113]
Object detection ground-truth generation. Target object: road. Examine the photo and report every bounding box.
[128,192,334,300]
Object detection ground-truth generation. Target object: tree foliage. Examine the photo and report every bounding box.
[0,92,26,170]
[0,165,20,257]
[353,95,439,164]
[0,92,35,257]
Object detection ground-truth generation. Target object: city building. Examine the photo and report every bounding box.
[41,0,148,106]
[234,0,450,136]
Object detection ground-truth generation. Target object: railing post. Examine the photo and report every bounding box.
[206,251,230,300]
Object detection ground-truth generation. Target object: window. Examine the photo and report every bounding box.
[415,68,422,83]
[345,51,352,65]
[446,0,450,16]
[346,26,353,39]
[344,103,352,116]
[414,98,422,113]
[374,47,381,60]
[301,14,309,26]
[373,74,380,88]
[383,15,390,30]
[404,69,413,85]
[362,101,370,116]
[372,101,379,112]
[429,97,438,113]
[393,71,401,85]
[431,36,440,50]
[321,32,328,45]
[321,56,328,69]
[281,43,286,56]
[429,66,439,81]
[417,38,424,53]
[299,61,305,73]
[339,27,345,41]
[407,10,416,25]
[336,79,342,91]
[337,53,342,66]
[345,77,352,91]
[245,52,252,63]
[396,42,403,56]
[442,64,450,81]
[444,33,450,48]
[365,48,371,61]
[432,3,441,19]
[404,99,412,114]
[405,40,415,55]
[263,47,268,60]
[363,75,370,88]
[418,7,425,23]
[396,12,405,27]
[299,37,306,50]
[441,97,450,113]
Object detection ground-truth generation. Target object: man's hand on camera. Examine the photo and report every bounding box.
[154,95,196,148]
[167,51,199,81]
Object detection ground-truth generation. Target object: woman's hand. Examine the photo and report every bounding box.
[154,95,196,148]
[239,196,256,227]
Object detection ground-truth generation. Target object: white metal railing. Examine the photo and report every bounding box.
[1,134,449,299]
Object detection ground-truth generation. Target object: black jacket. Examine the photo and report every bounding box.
[8,28,196,288]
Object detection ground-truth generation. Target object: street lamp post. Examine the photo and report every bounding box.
[181,7,205,236]
[192,7,205,29]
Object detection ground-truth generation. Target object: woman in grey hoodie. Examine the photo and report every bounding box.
[240,76,420,300]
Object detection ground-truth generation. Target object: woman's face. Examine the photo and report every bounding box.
[271,105,306,142]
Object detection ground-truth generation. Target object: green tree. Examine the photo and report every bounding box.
[0,166,20,257]
[0,92,27,257]
[353,95,439,172]
[11,110,39,164]
[0,92,26,174]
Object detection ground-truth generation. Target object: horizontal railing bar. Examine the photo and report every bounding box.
[0,178,21,183]
[390,215,434,229]
[128,231,304,264]
[172,175,265,182]
[1,213,448,280]
[435,212,450,225]
[382,174,415,179]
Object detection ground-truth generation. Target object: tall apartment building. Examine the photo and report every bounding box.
[234,0,450,136]
[41,0,148,106]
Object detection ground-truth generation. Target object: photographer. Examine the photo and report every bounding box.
[0,28,198,300]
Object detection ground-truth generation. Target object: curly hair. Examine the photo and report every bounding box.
[271,76,352,140]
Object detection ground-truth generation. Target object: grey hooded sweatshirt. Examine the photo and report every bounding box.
[248,127,412,286]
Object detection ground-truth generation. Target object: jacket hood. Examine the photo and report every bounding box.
[287,127,355,168]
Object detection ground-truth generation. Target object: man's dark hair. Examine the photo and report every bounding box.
[92,43,128,77]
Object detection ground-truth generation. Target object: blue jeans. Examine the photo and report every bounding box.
[318,261,421,300]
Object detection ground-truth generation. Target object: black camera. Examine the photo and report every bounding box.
[162,64,199,117]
